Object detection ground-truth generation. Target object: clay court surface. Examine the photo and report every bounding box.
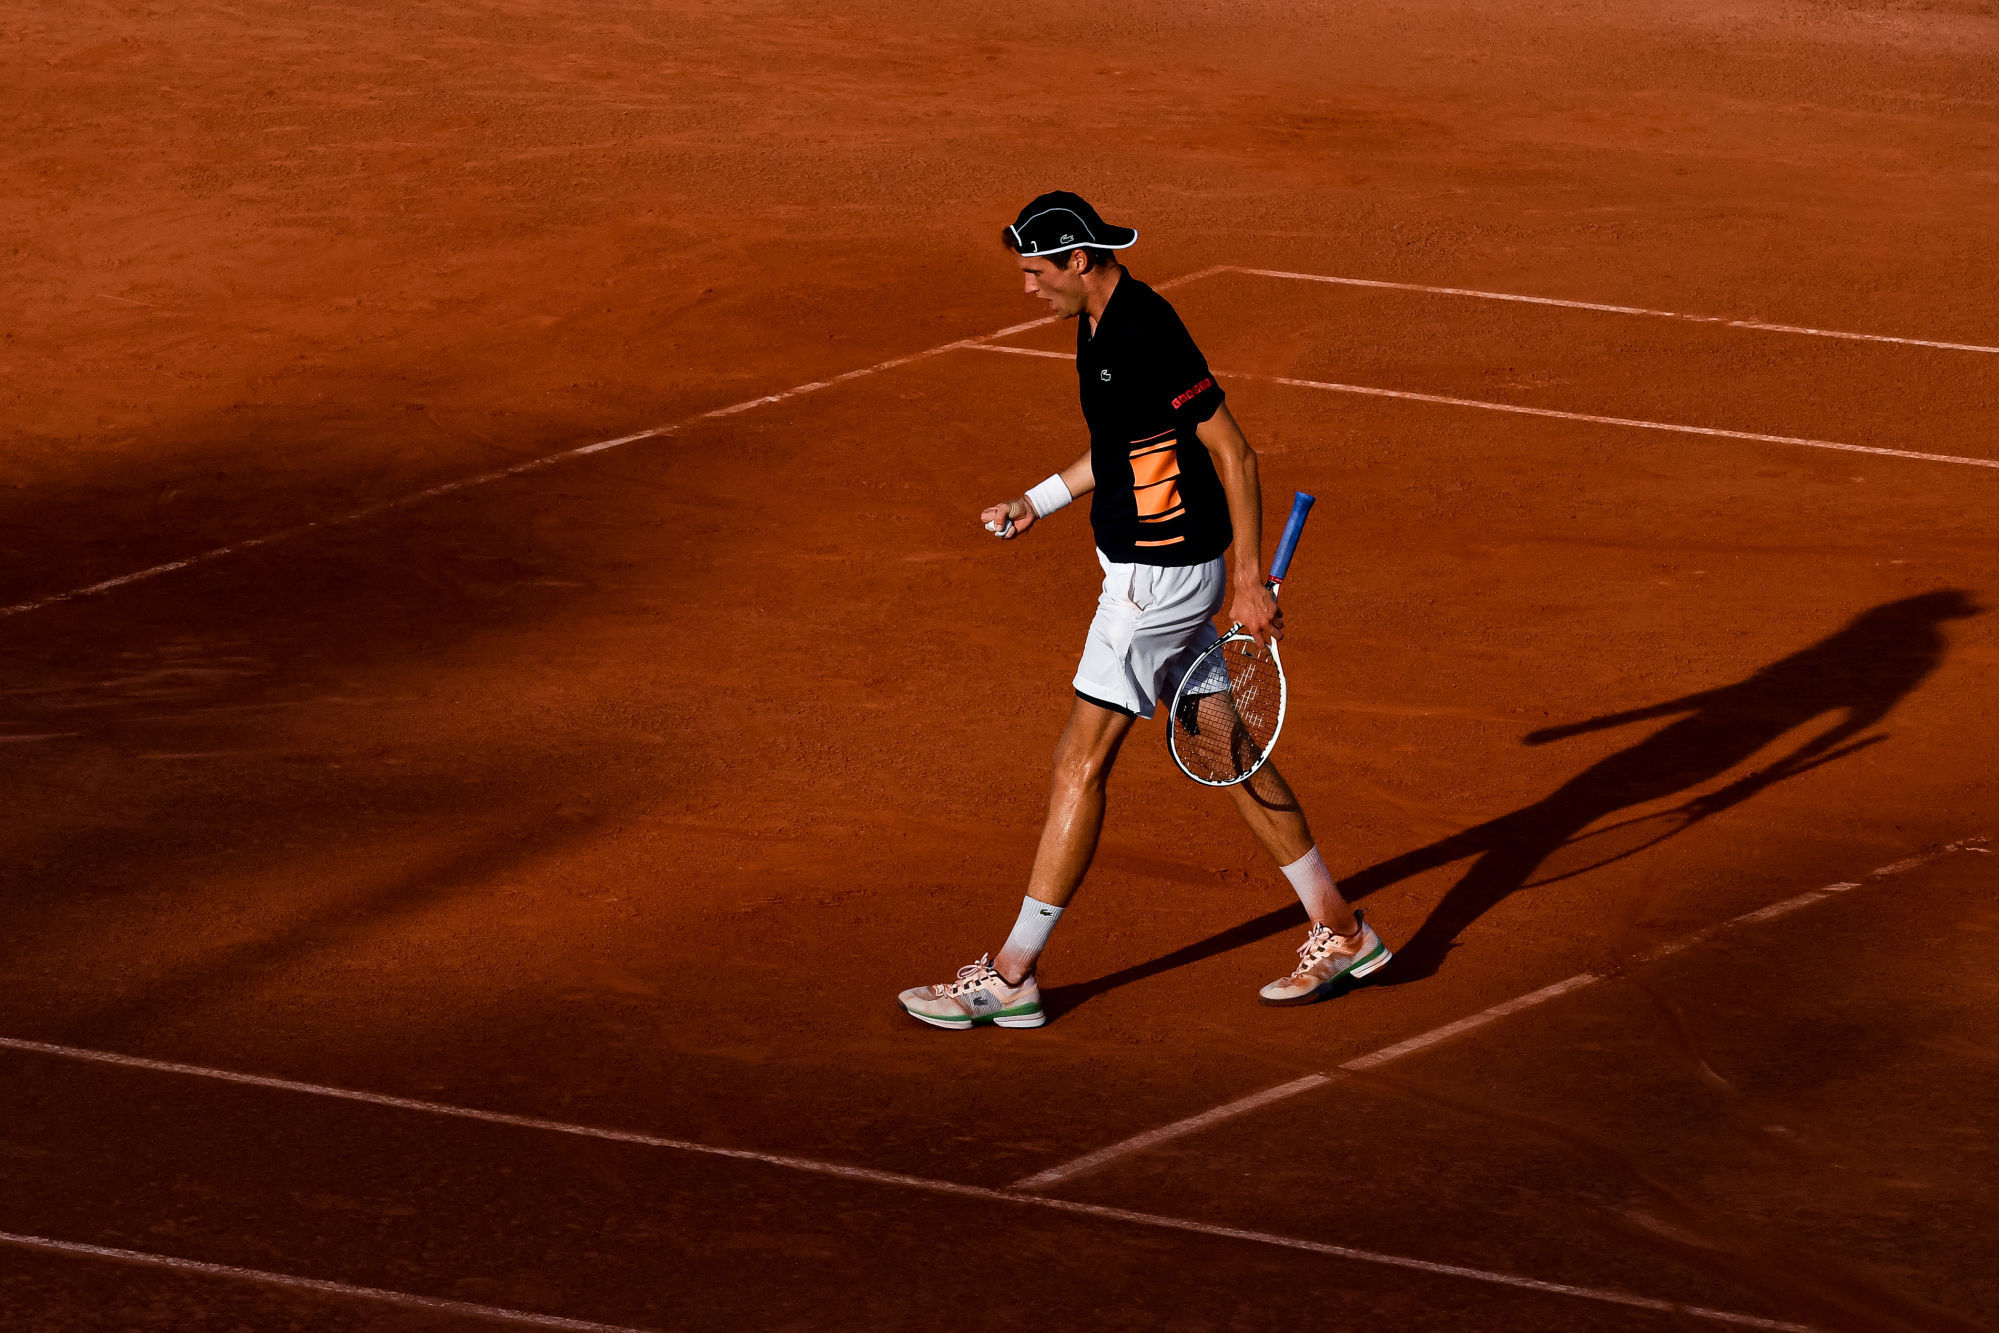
[6,1,1999,1329]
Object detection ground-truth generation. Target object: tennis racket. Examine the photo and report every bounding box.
[1168,491,1315,787]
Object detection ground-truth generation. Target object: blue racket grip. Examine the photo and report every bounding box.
[1268,492,1316,584]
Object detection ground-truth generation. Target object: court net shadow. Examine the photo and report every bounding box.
[1047,589,1981,1014]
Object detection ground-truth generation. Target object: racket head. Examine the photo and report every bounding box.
[1167,631,1288,787]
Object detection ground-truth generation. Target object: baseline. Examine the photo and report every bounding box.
[969,345,1999,472]
[1229,267,1999,356]
[0,1037,1806,1330]
[1007,837,1987,1193]
[0,267,1228,624]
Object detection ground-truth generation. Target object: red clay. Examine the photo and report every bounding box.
[4,1,1998,1329]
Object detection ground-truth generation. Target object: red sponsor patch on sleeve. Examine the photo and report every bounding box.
[1170,376,1215,410]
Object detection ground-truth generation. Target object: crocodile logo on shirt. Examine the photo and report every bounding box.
[1100,369,1112,382]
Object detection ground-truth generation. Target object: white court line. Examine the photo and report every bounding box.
[1257,374,1999,470]
[977,345,1084,360]
[0,344,986,621]
[1008,836,1986,1192]
[0,1230,655,1332]
[968,345,1999,472]
[1228,267,1999,356]
[0,1036,1803,1330]
[0,269,1223,625]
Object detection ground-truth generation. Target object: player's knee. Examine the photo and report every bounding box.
[1050,749,1112,798]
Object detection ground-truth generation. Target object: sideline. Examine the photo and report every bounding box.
[0,1230,656,1332]
[0,1036,1805,1331]
[1007,837,1987,1192]
[0,267,1228,623]
[1227,267,1999,356]
[969,344,1999,472]
[6,838,1983,1330]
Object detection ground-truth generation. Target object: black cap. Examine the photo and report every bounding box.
[1005,191,1138,257]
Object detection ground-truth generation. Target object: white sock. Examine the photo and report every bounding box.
[994,895,1064,982]
[1279,846,1344,929]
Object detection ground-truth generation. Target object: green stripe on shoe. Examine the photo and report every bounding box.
[967,1001,1044,1025]
[899,1000,1041,1025]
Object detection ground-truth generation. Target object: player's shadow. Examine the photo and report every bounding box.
[1043,589,1980,1014]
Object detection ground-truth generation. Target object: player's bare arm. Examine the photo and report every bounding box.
[1197,403,1282,645]
[981,449,1094,540]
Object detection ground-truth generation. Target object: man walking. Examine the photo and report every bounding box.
[898,192,1391,1029]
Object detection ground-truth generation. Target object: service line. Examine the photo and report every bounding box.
[1227,267,1999,356]
[1007,837,1986,1193]
[1257,373,1999,471]
[0,270,1221,625]
[0,1034,1802,1331]
[967,344,1999,472]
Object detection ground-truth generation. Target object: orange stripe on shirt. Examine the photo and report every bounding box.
[1130,444,1183,520]
[1135,483,1182,520]
[1130,445,1180,489]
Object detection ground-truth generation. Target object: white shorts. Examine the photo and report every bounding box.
[1073,551,1227,720]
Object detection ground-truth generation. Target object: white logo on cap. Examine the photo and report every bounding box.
[1060,233,1076,244]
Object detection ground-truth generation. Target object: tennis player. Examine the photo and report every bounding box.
[898,192,1392,1029]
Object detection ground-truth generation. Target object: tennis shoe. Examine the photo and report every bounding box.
[1259,911,1391,1006]
[899,954,1045,1030]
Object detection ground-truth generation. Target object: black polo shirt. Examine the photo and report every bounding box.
[1076,274,1231,566]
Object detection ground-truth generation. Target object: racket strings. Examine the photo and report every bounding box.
[1171,638,1283,784]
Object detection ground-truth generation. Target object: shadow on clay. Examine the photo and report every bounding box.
[1046,588,1982,1017]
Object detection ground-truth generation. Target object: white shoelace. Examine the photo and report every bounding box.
[945,954,1003,996]
[1289,924,1352,977]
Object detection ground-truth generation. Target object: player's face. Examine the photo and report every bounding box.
[1018,254,1088,318]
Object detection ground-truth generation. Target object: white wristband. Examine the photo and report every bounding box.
[1025,474,1073,519]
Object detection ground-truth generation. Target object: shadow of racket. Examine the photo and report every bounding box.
[1522,735,1888,888]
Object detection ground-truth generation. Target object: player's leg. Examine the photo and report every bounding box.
[1222,761,1356,933]
[1026,695,1140,912]
[898,556,1165,1031]
[897,696,1133,1031]
[1222,761,1393,1005]
[995,695,1135,980]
